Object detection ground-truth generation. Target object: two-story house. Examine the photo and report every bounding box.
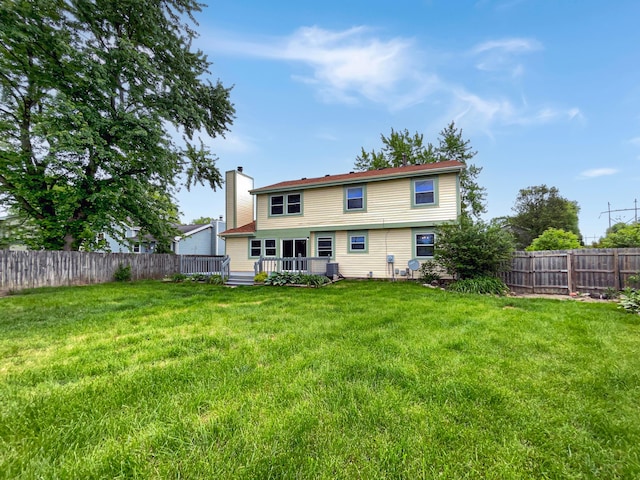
[220,161,465,279]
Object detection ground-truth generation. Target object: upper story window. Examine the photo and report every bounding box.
[287,194,301,214]
[270,193,302,216]
[412,178,437,207]
[345,185,366,212]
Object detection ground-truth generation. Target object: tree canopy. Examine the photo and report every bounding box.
[354,122,486,219]
[597,222,640,248]
[525,228,582,251]
[508,185,581,249]
[0,0,234,250]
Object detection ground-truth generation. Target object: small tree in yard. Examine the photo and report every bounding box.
[526,228,582,251]
[435,218,515,280]
[597,223,640,248]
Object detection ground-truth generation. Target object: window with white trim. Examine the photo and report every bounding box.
[345,186,364,211]
[317,236,333,257]
[270,193,302,216]
[250,239,277,257]
[415,233,435,257]
[349,232,367,253]
[287,194,301,214]
[265,239,276,256]
[250,239,262,257]
[414,179,435,205]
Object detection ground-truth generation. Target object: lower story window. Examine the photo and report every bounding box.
[415,233,435,257]
[251,239,277,257]
[348,231,368,253]
[265,239,276,256]
[250,239,262,257]
[317,236,333,257]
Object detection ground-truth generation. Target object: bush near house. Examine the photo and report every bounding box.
[434,218,515,280]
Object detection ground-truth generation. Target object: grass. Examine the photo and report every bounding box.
[1,280,639,479]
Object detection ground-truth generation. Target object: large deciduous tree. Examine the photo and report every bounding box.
[509,185,581,249]
[0,0,234,250]
[354,122,486,219]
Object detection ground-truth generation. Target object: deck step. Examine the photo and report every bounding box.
[226,272,255,286]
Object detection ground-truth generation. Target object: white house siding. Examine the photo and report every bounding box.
[256,173,459,231]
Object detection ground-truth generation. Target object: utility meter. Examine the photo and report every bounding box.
[386,254,395,263]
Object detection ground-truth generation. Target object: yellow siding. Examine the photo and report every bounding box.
[235,174,254,228]
[225,237,255,272]
[257,173,458,230]
[225,170,254,230]
[327,229,419,279]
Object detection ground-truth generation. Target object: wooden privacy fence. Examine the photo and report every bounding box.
[500,248,640,295]
[0,250,180,293]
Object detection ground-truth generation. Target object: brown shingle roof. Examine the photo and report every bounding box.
[220,220,256,237]
[251,160,465,193]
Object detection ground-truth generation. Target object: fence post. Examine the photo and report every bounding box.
[567,250,576,293]
[613,250,620,290]
[530,252,536,294]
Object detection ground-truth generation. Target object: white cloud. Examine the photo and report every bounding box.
[472,38,543,55]
[208,27,580,135]
[441,88,582,136]
[579,168,618,178]
[629,137,640,146]
[471,37,542,77]
[212,26,433,109]
[205,131,254,155]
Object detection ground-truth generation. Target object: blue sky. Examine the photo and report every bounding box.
[177,0,640,242]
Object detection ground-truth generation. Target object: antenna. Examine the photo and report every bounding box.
[600,200,639,229]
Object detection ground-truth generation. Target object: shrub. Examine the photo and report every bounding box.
[170,273,188,283]
[207,274,224,285]
[254,272,268,283]
[418,261,441,284]
[526,228,581,251]
[619,288,640,315]
[300,274,329,287]
[626,273,640,289]
[435,218,515,280]
[114,263,132,282]
[448,276,509,296]
[264,272,328,287]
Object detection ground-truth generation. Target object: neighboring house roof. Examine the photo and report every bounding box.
[175,223,216,238]
[220,220,256,237]
[251,160,465,194]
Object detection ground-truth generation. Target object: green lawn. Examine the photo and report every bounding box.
[1,281,639,479]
